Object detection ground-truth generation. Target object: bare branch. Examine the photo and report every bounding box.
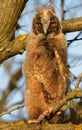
[0,104,24,117]
[0,68,22,113]
[62,17,82,33]
[0,35,27,64]
[52,90,82,116]
[68,37,82,43]
[51,73,82,116]
[74,73,82,91]
[61,0,65,20]
[67,31,82,45]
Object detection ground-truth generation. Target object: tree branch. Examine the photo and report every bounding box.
[62,17,82,33]
[0,68,22,113]
[0,35,27,63]
[0,104,24,117]
[0,120,81,130]
[49,73,82,118]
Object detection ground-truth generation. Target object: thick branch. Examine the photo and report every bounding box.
[0,121,80,130]
[62,17,82,33]
[0,35,27,63]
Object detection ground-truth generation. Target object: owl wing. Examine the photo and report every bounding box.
[53,33,67,64]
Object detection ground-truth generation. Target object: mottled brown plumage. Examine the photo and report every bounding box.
[23,5,70,123]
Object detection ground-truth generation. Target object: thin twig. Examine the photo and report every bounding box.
[67,32,82,46]
[74,73,82,91]
[67,37,82,43]
[0,104,24,117]
[61,0,65,20]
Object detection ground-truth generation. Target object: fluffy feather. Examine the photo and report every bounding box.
[23,5,70,123]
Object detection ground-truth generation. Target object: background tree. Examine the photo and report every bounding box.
[0,0,82,129]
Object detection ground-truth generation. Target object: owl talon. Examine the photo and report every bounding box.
[28,119,40,124]
[28,107,52,124]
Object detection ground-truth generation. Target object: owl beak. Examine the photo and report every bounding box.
[43,24,48,35]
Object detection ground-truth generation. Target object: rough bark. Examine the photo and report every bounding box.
[0,0,27,63]
[0,0,27,41]
[62,17,82,33]
[0,120,81,130]
[0,35,27,63]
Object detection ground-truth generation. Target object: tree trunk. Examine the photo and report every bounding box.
[0,0,27,63]
[0,0,27,41]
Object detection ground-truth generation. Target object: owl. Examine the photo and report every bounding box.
[23,5,70,123]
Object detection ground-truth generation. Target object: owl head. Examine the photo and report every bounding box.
[32,4,61,36]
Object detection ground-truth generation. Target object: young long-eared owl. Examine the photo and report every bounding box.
[23,4,70,123]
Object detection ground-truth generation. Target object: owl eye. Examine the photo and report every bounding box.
[50,15,57,25]
[36,23,42,26]
[50,20,57,25]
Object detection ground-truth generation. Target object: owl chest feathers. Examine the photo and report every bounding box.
[26,34,67,92]
[28,37,67,104]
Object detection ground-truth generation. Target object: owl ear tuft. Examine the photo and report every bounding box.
[47,4,56,13]
[36,6,43,14]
